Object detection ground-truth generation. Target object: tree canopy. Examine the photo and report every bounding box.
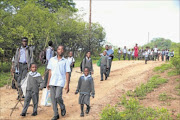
[0,0,106,62]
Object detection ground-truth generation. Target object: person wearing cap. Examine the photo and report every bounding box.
[14,37,33,99]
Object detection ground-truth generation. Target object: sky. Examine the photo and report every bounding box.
[74,0,180,48]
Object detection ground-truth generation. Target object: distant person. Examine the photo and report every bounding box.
[67,51,75,82]
[167,50,171,61]
[131,49,134,60]
[20,63,44,117]
[150,49,154,61]
[158,49,162,61]
[134,44,139,60]
[75,67,95,117]
[106,46,114,77]
[123,46,127,60]
[117,48,122,60]
[145,47,149,64]
[14,37,33,99]
[82,51,94,75]
[44,41,54,87]
[153,45,158,61]
[165,48,169,61]
[127,49,131,60]
[46,45,70,120]
[161,49,165,61]
[170,50,174,58]
[100,51,109,81]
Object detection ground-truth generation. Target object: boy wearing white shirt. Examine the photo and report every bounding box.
[131,49,134,60]
[153,45,158,61]
[127,49,131,60]
[118,48,122,60]
[123,46,127,60]
[47,45,71,120]
[67,51,75,82]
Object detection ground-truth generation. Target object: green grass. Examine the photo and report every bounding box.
[100,96,173,120]
[176,78,180,82]
[0,62,11,72]
[0,72,11,87]
[153,63,173,73]
[167,69,179,76]
[158,93,175,101]
[126,75,168,98]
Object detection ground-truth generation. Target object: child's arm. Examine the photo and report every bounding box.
[75,77,81,94]
[90,78,95,98]
[38,76,44,90]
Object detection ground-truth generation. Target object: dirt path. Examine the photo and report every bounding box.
[0,60,164,120]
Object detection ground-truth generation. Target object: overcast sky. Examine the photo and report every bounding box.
[74,0,179,48]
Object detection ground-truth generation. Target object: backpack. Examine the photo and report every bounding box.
[80,57,86,72]
[39,49,46,64]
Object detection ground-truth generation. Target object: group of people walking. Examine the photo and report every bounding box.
[11,37,174,120]
[118,44,174,64]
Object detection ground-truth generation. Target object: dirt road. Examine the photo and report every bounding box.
[0,60,164,120]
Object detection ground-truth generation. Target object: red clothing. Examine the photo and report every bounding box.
[134,46,138,57]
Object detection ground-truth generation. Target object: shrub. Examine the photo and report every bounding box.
[153,64,173,73]
[170,56,180,74]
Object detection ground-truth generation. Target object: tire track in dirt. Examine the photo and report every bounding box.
[0,61,164,120]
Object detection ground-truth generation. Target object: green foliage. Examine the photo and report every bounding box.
[0,62,11,72]
[158,93,169,101]
[134,75,168,98]
[167,69,178,76]
[170,56,180,74]
[0,72,11,87]
[153,64,173,73]
[100,96,173,120]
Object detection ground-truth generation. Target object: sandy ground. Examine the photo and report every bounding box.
[0,60,165,120]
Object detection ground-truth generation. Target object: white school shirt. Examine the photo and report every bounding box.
[145,51,148,57]
[47,56,71,87]
[123,49,127,53]
[150,51,153,55]
[127,51,131,55]
[132,51,134,56]
[158,51,162,54]
[154,48,158,53]
[148,49,151,54]
[118,50,121,54]
[67,57,75,65]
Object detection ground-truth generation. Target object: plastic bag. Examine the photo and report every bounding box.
[21,73,29,97]
[41,88,51,106]
[96,58,101,67]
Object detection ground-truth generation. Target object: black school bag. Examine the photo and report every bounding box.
[80,57,86,72]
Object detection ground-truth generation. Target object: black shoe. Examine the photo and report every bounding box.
[86,106,91,114]
[31,112,37,116]
[100,79,103,81]
[61,108,66,116]
[22,95,25,98]
[51,115,59,120]
[17,96,20,100]
[105,76,107,80]
[20,113,26,116]
[80,112,84,117]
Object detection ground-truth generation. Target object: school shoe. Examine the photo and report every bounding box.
[100,79,103,81]
[105,76,108,80]
[51,115,59,120]
[20,113,26,116]
[61,108,66,116]
[31,112,37,116]
[86,106,91,114]
[80,112,84,117]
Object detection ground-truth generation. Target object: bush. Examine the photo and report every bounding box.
[170,56,180,74]
[100,96,173,120]
[153,64,173,73]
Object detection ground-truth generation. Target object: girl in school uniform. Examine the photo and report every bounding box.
[75,67,95,117]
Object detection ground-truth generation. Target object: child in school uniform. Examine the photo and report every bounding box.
[131,49,134,60]
[127,49,131,60]
[67,51,75,82]
[145,48,149,64]
[82,51,94,75]
[171,50,174,58]
[75,67,95,117]
[100,51,109,81]
[20,63,44,117]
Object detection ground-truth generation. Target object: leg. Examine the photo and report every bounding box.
[21,91,32,114]
[56,87,66,116]
[86,104,90,114]
[80,104,84,117]
[32,92,39,114]
[44,65,49,87]
[50,86,59,117]
[100,66,103,80]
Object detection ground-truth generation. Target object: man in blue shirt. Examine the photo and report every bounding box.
[47,45,71,120]
[14,37,33,99]
[44,41,54,87]
[105,45,114,77]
